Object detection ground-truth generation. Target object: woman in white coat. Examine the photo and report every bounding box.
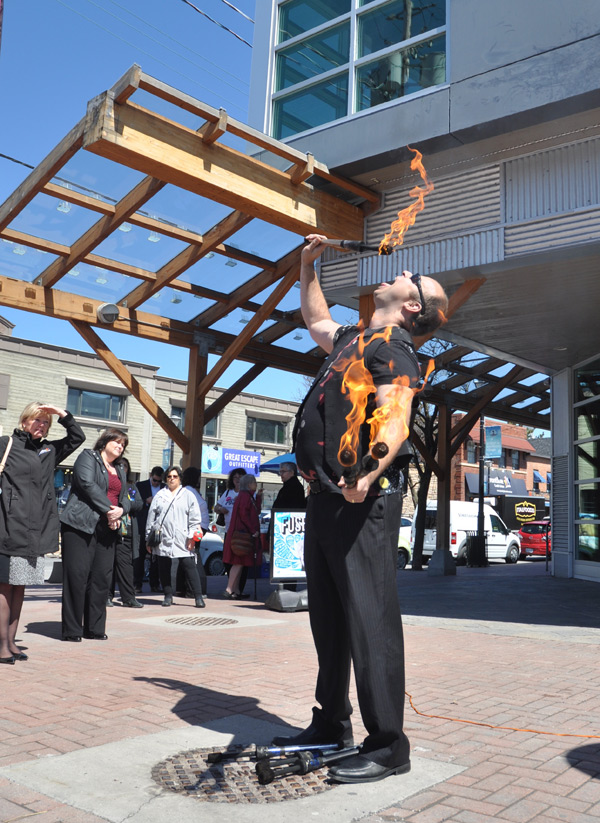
[146,466,204,608]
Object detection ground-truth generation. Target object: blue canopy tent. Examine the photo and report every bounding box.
[259,453,297,474]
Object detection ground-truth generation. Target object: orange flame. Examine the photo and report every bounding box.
[336,343,436,470]
[379,147,434,255]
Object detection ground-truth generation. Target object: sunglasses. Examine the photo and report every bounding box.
[410,272,426,316]
[166,473,179,480]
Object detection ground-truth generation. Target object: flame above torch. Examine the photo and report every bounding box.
[379,147,434,255]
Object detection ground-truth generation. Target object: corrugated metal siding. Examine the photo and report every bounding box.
[359,229,504,286]
[320,256,358,292]
[367,166,501,246]
[505,138,600,223]
[505,209,600,256]
[551,454,569,554]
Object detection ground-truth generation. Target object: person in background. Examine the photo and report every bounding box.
[222,474,261,600]
[146,465,205,609]
[60,428,130,641]
[214,467,249,595]
[134,466,164,594]
[0,402,85,663]
[180,466,209,598]
[108,457,143,609]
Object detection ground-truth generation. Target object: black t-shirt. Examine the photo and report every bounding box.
[295,324,420,494]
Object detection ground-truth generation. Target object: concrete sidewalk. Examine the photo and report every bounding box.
[2,561,600,822]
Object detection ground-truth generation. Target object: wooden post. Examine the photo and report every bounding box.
[428,402,456,576]
[182,338,208,469]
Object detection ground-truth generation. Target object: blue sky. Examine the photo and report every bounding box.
[0,0,317,404]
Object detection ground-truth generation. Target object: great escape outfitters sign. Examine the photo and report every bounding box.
[201,445,261,476]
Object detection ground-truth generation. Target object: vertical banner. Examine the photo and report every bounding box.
[484,425,502,459]
[270,510,306,583]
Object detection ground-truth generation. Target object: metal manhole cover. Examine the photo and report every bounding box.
[165,616,239,627]
[152,746,334,803]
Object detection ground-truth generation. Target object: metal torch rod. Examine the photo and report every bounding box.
[304,237,391,254]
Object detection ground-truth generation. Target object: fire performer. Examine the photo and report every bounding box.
[273,234,448,783]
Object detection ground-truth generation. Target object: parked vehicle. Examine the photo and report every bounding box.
[410,501,521,564]
[519,520,551,558]
[397,516,412,569]
[491,494,547,533]
[198,531,225,576]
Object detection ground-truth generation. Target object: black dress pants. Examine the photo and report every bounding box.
[61,521,116,638]
[133,537,161,590]
[110,535,136,603]
[158,555,202,598]
[303,491,410,768]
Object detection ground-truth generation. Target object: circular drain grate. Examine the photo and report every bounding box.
[152,746,334,803]
[165,616,239,627]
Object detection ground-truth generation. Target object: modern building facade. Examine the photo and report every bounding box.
[0,318,299,512]
[249,0,600,580]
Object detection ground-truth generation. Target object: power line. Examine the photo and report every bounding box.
[219,0,254,24]
[99,0,249,92]
[52,0,249,116]
[178,0,252,47]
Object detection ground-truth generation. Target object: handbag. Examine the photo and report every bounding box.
[216,511,226,527]
[230,530,254,557]
[146,489,180,548]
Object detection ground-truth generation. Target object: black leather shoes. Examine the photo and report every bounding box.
[13,652,28,661]
[162,597,173,607]
[83,632,108,640]
[195,596,206,608]
[62,636,82,642]
[272,721,354,749]
[122,599,144,608]
[328,754,411,784]
[0,655,15,664]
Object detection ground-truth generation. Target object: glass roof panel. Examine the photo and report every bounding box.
[10,192,100,246]
[228,220,301,259]
[57,151,146,204]
[182,255,261,293]
[62,262,138,303]
[271,329,318,354]
[140,185,235,236]
[0,239,58,282]
[210,308,276,337]
[94,224,189,272]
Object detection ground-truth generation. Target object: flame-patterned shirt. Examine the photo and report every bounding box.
[294,324,420,495]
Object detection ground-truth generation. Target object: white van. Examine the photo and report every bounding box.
[410,501,521,564]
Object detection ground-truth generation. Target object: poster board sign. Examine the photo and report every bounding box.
[270,510,306,583]
[485,425,502,459]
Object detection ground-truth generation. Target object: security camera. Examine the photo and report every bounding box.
[96,303,120,324]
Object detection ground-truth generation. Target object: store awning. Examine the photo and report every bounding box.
[533,470,545,483]
[465,472,529,496]
[547,473,552,483]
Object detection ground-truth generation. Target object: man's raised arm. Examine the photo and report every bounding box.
[300,234,341,354]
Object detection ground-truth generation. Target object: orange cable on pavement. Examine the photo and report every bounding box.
[406,691,600,740]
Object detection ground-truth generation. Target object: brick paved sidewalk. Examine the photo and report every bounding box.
[2,562,600,823]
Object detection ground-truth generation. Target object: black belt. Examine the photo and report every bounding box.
[309,479,329,494]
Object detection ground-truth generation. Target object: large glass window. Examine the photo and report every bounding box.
[67,387,125,422]
[575,356,600,562]
[246,416,287,445]
[171,405,219,438]
[276,22,350,90]
[273,0,446,136]
[278,0,350,43]
[273,74,349,139]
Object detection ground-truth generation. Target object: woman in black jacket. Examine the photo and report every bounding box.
[60,428,130,642]
[0,402,85,663]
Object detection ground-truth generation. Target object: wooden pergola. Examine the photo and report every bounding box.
[0,66,549,474]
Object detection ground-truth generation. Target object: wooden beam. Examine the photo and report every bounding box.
[192,245,302,327]
[449,365,525,457]
[196,265,300,399]
[70,320,189,452]
[111,64,142,104]
[82,96,365,240]
[204,364,265,424]
[289,153,314,185]
[0,119,85,231]
[413,277,486,350]
[122,210,252,309]
[359,293,375,326]
[200,108,228,145]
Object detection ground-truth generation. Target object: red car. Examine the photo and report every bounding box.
[519,521,551,558]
